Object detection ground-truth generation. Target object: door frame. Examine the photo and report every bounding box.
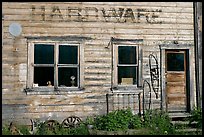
[159,43,195,112]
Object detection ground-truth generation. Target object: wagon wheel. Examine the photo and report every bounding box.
[44,120,61,132]
[61,116,82,128]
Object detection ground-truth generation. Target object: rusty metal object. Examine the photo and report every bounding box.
[142,79,151,115]
[43,119,61,132]
[61,116,82,128]
[149,54,159,99]
[9,122,23,135]
[106,93,141,114]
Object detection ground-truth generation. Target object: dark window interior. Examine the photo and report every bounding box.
[34,44,79,88]
[118,46,137,85]
[118,46,136,64]
[167,53,184,71]
[34,44,54,64]
[58,68,78,87]
[118,66,137,85]
[59,45,78,64]
[34,67,54,86]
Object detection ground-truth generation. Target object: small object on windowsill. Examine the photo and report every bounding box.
[47,81,52,87]
[70,76,76,87]
[173,40,178,44]
[121,78,133,85]
[59,85,66,87]
[33,83,38,87]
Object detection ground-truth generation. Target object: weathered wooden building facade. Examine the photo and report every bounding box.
[2,2,201,126]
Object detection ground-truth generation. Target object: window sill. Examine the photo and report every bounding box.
[24,87,85,95]
[111,85,143,93]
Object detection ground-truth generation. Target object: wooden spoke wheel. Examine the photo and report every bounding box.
[61,116,82,128]
[44,120,61,131]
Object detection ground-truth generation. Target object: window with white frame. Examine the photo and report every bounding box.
[113,43,143,88]
[27,40,84,91]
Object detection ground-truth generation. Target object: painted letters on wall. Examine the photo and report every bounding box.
[31,5,162,24]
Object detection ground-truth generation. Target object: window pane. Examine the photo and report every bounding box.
[58,68,78,87]
[59,45,78,64]
[118,46,136,64]
[34,44,54,64]
[167,53,184,71]
[34,67,54,86]
[118,66,137,85]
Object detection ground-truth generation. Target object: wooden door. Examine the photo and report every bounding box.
[165,50,187,112]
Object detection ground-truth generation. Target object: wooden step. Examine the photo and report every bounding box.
[171,121,199,128]
[171,120,189,125]
[176,128,202,132]
[168,112,190,119]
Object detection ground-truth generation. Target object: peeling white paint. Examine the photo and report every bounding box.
[19,63,27,82]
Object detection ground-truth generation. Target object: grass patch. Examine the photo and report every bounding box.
[2,108,202,135]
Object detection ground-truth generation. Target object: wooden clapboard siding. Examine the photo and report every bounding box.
[2,2,195,126]
[3,21,194,31]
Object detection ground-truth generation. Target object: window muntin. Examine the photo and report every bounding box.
[33,43,80,89]
[117,45,138,86]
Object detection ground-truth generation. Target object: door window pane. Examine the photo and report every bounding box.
[118,46,136,64]
[34,44,54,64]
[59,45,78,64]
[58,68,78,87]
[34,67,54,86]
[118,66,137,85]
[167,53,184,71]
